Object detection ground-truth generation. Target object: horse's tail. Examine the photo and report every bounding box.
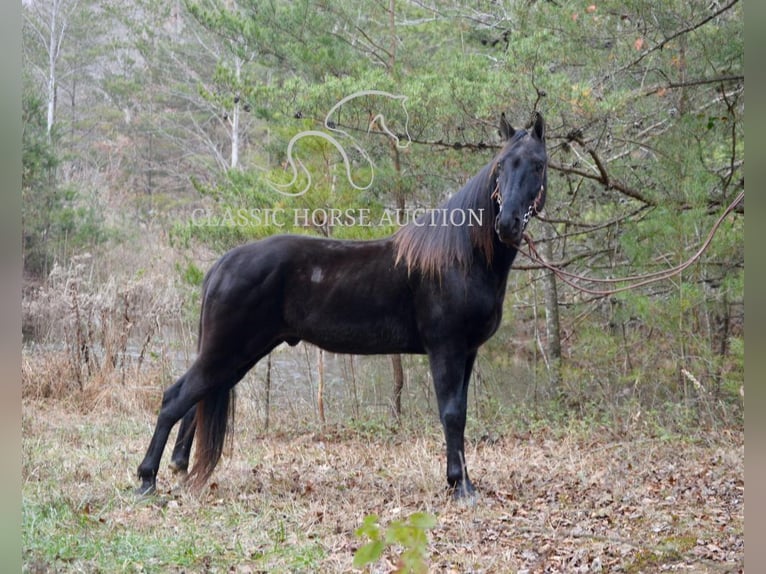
[187,383,236,490]
[187,258,237,490]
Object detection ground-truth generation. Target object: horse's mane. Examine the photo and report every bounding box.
[393,132,527,278]
[391,165,488,277]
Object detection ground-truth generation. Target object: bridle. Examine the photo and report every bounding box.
[491,166,547,233]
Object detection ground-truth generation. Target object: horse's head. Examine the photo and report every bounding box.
[491,112,547,246]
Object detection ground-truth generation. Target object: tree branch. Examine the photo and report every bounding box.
[620,0,740,72]
[540,205,652,236]
[644,74,744,96]
[300,116,503,152]
[550,135,657,209]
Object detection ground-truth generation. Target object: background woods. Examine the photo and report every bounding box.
[23,0,744,424]
[22,1,743,571]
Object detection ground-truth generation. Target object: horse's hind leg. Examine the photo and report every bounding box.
[136,337,279,494]
[168,407,196,474]
[136,371,196,494]
[136,359,246,495]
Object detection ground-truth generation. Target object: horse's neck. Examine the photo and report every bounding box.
[488,239,518,283]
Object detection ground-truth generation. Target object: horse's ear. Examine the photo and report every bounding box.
[499,112,515,141]
[531,111,545,141]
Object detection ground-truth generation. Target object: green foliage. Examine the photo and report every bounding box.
[354,512,437,573]
[177,259,205,287]
[22,92,105,277]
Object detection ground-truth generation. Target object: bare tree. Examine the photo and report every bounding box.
[23,0,81,137]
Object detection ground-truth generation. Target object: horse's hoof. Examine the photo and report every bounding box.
[453,490,478,505]
[450,482,477,504]
[135,480,156,497]
[168,460,188,475]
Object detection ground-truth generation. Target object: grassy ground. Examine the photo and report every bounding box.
[22,391,743,573]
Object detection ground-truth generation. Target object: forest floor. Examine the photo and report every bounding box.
[22,395,743,573]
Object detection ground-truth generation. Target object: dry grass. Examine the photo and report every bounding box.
[22,241,185,414]
[22,391,743,573]
[22,350,165,413]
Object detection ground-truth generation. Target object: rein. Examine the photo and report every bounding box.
[517,190,744,298]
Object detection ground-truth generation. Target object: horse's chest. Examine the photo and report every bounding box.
[466,293,504,343]
[416,284,504,348]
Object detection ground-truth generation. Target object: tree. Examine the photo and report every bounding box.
[22,91,104,278]
[22,92,59,276]
[23,0,82,137]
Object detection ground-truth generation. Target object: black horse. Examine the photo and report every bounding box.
[137,113,548,499]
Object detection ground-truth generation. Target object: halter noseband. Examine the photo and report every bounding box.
[492,180,545,232]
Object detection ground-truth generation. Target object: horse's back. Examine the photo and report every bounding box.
[201,234,424,355]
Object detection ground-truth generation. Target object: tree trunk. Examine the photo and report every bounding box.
[264,354,272,432]
[317,347,326,427]
[391,354,404,421]
[390,137,406,422]
[541,223,561,387]
[46,0,59,137]
[230,56,242,169]
[387,0,397,72]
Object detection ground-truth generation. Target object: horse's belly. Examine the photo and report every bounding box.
[297,311,425,355]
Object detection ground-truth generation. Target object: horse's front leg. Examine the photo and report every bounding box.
[429,348,478,499]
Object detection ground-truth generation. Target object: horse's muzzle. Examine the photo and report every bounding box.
[495,212,523,246]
